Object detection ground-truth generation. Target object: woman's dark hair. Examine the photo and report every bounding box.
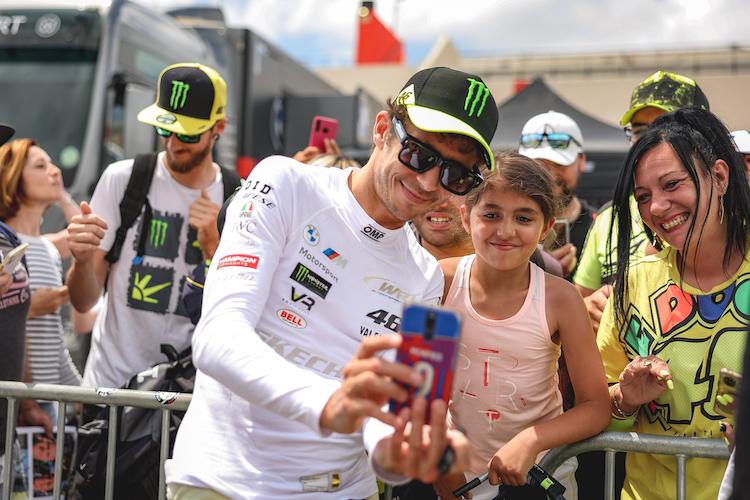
[608,106,750,325]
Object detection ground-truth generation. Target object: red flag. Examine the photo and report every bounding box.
[356,2,404,64]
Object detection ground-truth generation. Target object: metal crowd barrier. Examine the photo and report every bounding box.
[538,431,730,500]
[0,381,191,500]
[0,383,731,500]
[383,430,730,500]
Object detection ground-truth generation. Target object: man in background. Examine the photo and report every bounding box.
[574,70,710,332]
[519,110,594,280]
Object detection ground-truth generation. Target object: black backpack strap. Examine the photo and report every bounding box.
[219,166,241,201]
[104,153,159,265]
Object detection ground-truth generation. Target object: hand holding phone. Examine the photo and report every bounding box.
[309,116,339,151]
[714,368,741,418]
[389,303,462,421]
[0,242,28,274]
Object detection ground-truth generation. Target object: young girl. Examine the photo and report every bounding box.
[434,152,610,500]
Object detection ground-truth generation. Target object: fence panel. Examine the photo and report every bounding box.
[0,381,190,500]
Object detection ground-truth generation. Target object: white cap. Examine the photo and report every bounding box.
[731,130,750,155]
[519,110,583,166]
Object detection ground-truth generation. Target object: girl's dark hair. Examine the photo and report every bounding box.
[464,151,561,224]
[609,106,750,325]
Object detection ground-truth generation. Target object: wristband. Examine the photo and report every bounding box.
[611,383,637,420]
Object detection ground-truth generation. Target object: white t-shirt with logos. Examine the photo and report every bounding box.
[166,156,443,500]
[83,152,225,389]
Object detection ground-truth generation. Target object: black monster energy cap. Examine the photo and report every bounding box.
[393,67,499,170]
[138,63,227,136]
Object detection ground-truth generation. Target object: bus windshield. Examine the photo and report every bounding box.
[0,59,96,186]
[0,8,100,186]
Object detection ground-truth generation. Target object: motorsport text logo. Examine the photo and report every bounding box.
[217,254,260,270]
[298,247,339,283]
[291,263,331,299]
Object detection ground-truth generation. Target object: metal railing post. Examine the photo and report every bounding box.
[159,409,171,500]
[105,405,118,500]
[2,398,16,500]
[53,400,67,500]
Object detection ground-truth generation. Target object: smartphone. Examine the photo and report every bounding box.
[389,303,462,420]
[545,218,570,251]
[714,368,741,418]
[308,116,339,150]
[0,242,28,274]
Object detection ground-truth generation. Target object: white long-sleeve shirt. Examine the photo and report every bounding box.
[166,157,443,499]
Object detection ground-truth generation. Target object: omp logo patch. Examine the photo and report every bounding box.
[290,263,331,299]
[217,254,259,270]
[361,225,385,242]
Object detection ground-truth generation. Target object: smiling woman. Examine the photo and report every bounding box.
[598,107,750,500]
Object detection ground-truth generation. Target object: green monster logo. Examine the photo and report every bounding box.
[295,265,310,282]
[150,220,168,249]
[465,78,489,117]
[170,81,190,109]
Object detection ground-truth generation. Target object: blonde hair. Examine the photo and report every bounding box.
[0,138,37,220]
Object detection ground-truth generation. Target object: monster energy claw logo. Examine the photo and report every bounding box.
[150,220,168,248]
[465,78,489,118]
[170,81,190,109]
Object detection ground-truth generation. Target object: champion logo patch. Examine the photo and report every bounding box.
[217,254,260,269]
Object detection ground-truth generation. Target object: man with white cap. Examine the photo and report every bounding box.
[519,110,594,279]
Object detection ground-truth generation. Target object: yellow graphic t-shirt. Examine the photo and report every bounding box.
[598,245,750,500]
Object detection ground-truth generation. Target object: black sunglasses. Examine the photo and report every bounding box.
[392,117,483,195]
[521,132,580,150]
[155,126,203,144]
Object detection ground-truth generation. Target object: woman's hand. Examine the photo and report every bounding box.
[618,355,672,407]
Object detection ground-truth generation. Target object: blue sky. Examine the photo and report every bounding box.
[141,0,750,68]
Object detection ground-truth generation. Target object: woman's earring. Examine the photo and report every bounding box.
[652,233,663,250]
[720,195,725,224]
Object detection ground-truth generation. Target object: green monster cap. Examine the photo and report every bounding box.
[393,67,499,170]
[620,70,709,126]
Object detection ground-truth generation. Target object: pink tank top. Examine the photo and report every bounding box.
[445,255,563,474]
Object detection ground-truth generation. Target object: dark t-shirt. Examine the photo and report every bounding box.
[0,230,31,450]
[568,198,596,281]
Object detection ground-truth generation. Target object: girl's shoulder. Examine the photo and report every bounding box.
[544,271,583,305]
[438,256,464,281]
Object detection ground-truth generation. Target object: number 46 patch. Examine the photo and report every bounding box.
[366,309,401,332]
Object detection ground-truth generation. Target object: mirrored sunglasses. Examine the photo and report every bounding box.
[392,117,483,195]
[521,132,580,150]
[155,126,203,144]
